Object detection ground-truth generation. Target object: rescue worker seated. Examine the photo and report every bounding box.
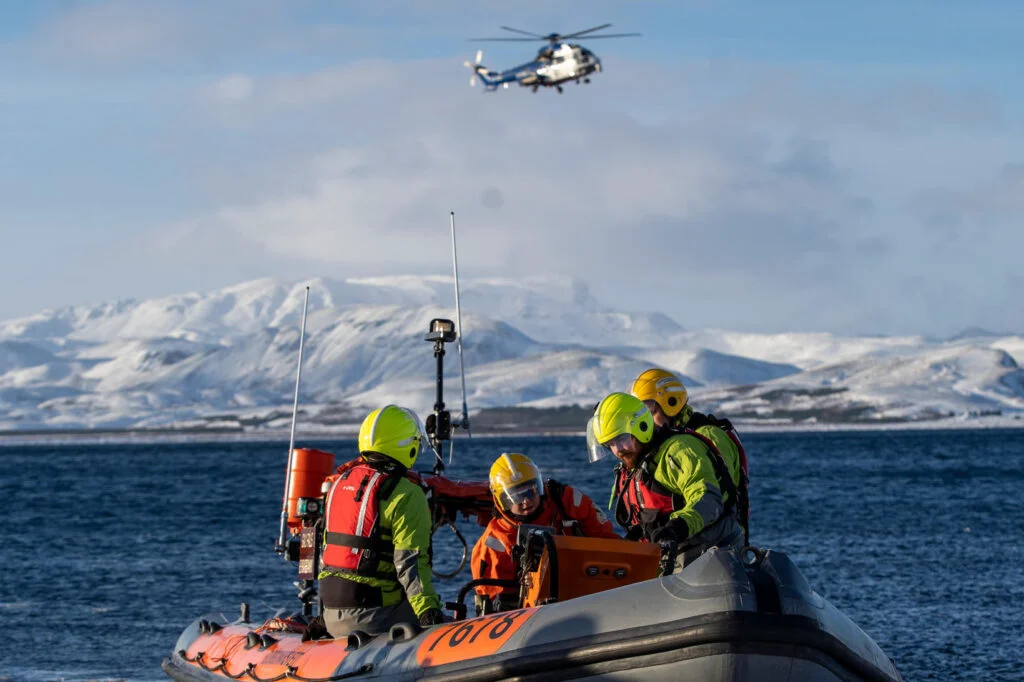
[318,405,445,639]
[631,368,751,543]
[471,452,619,614]
[586,392,744,571]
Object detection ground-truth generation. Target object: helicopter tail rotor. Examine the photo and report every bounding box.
[463,49,484,87]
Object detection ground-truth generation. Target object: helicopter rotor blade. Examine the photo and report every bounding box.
[469,37,544,42]
[499,25,545,38]
[566,33,642,39]
[559,23,613,39]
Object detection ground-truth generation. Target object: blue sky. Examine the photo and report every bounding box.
[1,1,1022,336]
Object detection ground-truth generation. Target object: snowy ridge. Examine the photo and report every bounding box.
[0,275,1022,431]
[693,344,1024,423]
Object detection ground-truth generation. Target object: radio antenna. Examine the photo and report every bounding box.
[275,285,310,554]
[450,211,471,448]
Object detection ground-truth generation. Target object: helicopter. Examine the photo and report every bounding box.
[463,23,641,94]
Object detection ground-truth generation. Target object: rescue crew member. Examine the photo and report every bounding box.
[471,452,619,614]
[318,405,445,638]
[587,392,744,570]
[630,368,751,542]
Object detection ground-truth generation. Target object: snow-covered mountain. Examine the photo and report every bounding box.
[1,275,1022,432]
[694,344,1024,423]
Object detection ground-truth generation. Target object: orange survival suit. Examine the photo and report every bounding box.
[472,479,619,608]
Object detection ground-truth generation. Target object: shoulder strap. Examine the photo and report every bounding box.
[685,410,733,432]
[705,412,736,432]
[545,479,567,515]
[547,478,579,530]
[682,428,738,514]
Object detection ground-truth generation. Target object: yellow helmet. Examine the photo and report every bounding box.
[489,452,543,512]
[630,368,688,419]
[586,392,653,462]
[357,405,424,469]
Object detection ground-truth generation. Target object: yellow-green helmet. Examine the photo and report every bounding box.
[586,392,653,463]
[358,405,424,468]
[630,368,688,418]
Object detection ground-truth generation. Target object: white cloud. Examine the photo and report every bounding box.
[165,55,1022,336]
[183,60,874,289]
[207,74,255,103]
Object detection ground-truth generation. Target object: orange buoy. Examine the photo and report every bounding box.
[285,448,335,532]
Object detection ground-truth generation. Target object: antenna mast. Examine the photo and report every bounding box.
[450,211,471,441]
[275,286,310,554]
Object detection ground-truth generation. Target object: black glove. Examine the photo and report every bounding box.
[418,608,445,627]
[624,525,645,541]
[652,519,689,544]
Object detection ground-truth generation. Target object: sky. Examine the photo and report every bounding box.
[1,0,1022,338]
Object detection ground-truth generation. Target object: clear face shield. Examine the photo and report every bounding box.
[586,416,611,463]
[495,479,542,513]
[586,417,636,464]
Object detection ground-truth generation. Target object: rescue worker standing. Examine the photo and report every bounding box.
[630,368,751,542]
[318,405,444,638]
[471,452,619,614]
[587,392,744,570]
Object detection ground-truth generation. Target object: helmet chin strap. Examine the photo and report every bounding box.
[362,451,407,473]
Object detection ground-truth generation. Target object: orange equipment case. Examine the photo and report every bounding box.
[521,535,663,607]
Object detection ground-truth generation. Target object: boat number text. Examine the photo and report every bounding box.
[417,609,537,665]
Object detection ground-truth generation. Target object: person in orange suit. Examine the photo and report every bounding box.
[471,452,619,614]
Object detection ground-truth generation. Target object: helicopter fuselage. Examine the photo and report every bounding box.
[470,42,603,93]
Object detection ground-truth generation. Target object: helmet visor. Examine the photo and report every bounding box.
[587,416,636,463]
[587,416,614,463]
[495,480,542,512]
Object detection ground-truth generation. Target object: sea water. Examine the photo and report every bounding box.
[1,428,1022,681]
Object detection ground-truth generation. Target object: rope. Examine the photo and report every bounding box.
[256,617,308,634]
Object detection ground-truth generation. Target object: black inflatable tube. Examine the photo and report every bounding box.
[470,640,870,682]
[419,612,902,682]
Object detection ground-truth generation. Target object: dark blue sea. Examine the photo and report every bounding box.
[2,429,1023,681]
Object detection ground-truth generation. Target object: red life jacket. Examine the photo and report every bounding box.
[321,461,404,578]
[613,430,736,536]
[613,451,680,532]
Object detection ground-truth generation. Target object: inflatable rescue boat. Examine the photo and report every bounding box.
[162,317,904,681]
[162,542,903,682]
